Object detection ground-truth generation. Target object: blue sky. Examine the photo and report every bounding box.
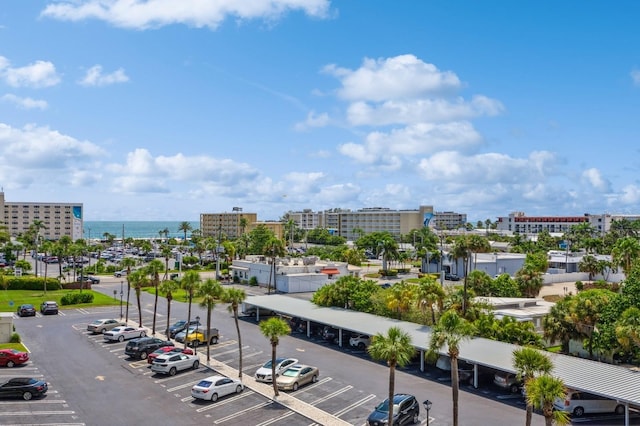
[1,1,640,224]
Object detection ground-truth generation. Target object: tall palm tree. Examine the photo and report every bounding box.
[128,270,148,327]
[160,243,172,280]
[146,259,164,335]
[429,310,475,426]
[368,327,415,426]
[121,257,138,322]
[264,237,286,294]
[451,236,472,315]
[196,278,223,361]
[415,279,445,325]
[178,221,192,242]
[258,317,291,396]
[513,347,554,426]
[181,270,201,347]
[525,375,569,426]
[159,279,179,338]
[611,236,640,276]
[222,287,247,378]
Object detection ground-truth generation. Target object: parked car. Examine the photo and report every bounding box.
[147,346,193,364]
[40,301,58,315]
[276,364,319,391]
[87,319,126,334]
[554,389,625,417]
[444,272,461,281]
[183,328,219,346]
[367,393,420,426]
[191,375,244,402]
[78,275,100,284]
[254,357,298,383]
[242,306,276,318]
[0,377,48,400]
[16,304,36,317]
[151,352,200,376]
[493,371,522,393]
[103,326,146,342]
[169,319,201,338]
[114,268,136,277]
[0,349,29,368]
[321,326,339,343]
[125,337,173,360]
[349,334,371,350]
[174,326,199,343]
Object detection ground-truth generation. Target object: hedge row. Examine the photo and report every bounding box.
[0,276,62,291]
[61,292,94,305]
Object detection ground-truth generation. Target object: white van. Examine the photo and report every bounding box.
[554,389,625,417]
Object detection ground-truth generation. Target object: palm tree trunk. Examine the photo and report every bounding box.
[152,282,158,335]
[136,289,142,327]
[233,305,243,379]
[186,293,192,350]
[525,403,533,426]
[271,343,279,396]
[452,356,460,426]
[125,280,131,322]
[206,307,212,362]
[387,362,396,426]
[165,298,172,338]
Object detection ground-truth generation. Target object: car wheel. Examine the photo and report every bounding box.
[101,328,107,334]
[510,384,520,393]
[210,337,218,344]
[211,393,218,402]
[615,405,625,415]
[22,391,32,401]
[357,342,365,350]
[193,360,199,369]
[6,360,16,368]
[169,367,177,376]
[193,340,201,347]
[312,375,318,383]
[140,352,148,360]
[140,331,146,337]
[573,406,585,417]
[412,411,420,424]
[118,335,125,342]
[236,385,243,394]
[292,382,299,391]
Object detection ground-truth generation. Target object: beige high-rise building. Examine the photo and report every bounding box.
[0,191,83,240]
[200,209,258,240]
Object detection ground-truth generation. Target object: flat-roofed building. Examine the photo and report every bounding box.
[0,191,83,241]
[200,210,258,240]
[433,211,467,230]
[496,211,588,234]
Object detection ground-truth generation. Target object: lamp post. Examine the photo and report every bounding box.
[194,316,200,355]
[423,400,432,426]
[119,281,124,319]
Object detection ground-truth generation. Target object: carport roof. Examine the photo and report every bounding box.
[245,294,640,408]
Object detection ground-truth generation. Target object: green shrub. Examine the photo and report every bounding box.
[10,333,21,343]
[249,276,258,286]
[1,276,61,291]
[61,292,94,305]
[575,280,584,291]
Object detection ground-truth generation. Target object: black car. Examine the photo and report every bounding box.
[0,377,48,400]
[444,272,461,281]
[78,275,100,284]
[367,393,420,426]
[125,337,174,360]
[168,319,201,338]
[16,304,36,317]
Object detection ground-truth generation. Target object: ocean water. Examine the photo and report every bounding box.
[83,221,199,240]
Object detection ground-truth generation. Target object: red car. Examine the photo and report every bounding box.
[0,349,29,368]
[147,346,194,364]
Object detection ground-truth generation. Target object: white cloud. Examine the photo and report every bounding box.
[618,184,640,204]
[294,110,330,131]
[581,167,611,192]
[1,94,48,110]
[79,65,129,87]
[324,54,462,102]
[41,0,332,30]
[631,69,640,86]
[0,57,60,88]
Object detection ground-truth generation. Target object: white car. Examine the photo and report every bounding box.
[103,326,146,342]
[191,375,244,401]
[349,334,371,350]
[254,357,298,383]
[151,352,200,376]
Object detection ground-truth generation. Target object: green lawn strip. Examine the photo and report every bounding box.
[0,342,29,352]
[0,289,121,312]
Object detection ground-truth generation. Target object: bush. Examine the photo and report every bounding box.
[1,276,62,291]
[249,276,258,286]
[60,292,94,305]
[10,333,21,343]
[575,281,584,291]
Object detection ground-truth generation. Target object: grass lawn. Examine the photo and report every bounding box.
[142,287,206,304]
[0,289,122,313]
[0,342,29,352]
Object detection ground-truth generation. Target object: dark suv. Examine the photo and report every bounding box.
[125,337,174,360]
[40,301,59,315]
[367,393,420,426]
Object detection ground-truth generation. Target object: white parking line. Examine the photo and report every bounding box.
[310,385,353,405]
[332,394,377,417]
[154,368,202,383]
[2,424,85,426]
[213,401,271,423]
[292,377,332,392]
[210,340,237,349]
[243,362,266,371]
[212,345,249,358]
[0,400,68,405]
[255,411,295,426]
[195,391,255,413]
[167,380,200,392]
[0,411,76,416]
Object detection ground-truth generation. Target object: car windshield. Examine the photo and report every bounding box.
[91,320,103,325]
[281,369,300,377]
[376,400,400,414]
[172,321,186,328]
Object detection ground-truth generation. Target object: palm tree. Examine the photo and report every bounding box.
[146,259,164,335]
[264,237,286,294]
[611,236,640,276]
[451,236,472,315]
[258,317,291,396]
[121,257,138,322]
[368,327,415,426]
[160,243,172,280]
[429,310,475,426]
[178,221,192,242]
[525,375,569,426]
[129,270,149,327]
[196,278,223,361]
[415,279,445,325]
[513,347,554,426]
[181,270,201,347]
[615,306,640,352]
[159,279,179,338]
[222,287,247,378]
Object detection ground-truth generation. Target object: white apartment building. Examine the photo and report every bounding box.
[497,211,640,235]
[0,192,83,241]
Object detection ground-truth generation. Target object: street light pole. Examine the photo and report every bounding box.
[423,400,432,426]
[194,316,200,355]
